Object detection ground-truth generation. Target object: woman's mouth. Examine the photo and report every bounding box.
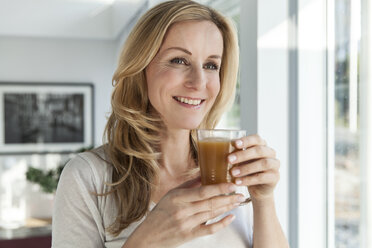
[173,96,205,107]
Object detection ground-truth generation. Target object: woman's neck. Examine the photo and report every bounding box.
[159,129,194,178]
[151,128,197,204]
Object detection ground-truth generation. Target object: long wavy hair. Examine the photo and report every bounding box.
[104,0,239,236]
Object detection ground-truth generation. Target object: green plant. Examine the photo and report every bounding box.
[26,164,64,194]
[26,146,93,194]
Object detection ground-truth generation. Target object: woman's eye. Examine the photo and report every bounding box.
[170,58,187,65]
[204,63,219,70]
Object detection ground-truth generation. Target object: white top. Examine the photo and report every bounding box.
[52,147,254,248]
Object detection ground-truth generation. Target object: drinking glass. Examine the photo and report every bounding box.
[196,129,251,205]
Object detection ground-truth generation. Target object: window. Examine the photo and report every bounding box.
[329,0,372,247]
[333,1,362,247]
[294,0,371,246]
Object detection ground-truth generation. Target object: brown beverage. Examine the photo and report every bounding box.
[197,138,231,185]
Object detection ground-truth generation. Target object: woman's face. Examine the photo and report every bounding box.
[145,20,223,131]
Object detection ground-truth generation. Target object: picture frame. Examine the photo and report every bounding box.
[0,82,94,154]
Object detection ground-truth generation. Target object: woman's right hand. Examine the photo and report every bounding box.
[123,178,245,248]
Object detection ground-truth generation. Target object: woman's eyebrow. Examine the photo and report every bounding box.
[164,46,221,60]
[165,47,192,55]
[208,55,221,60]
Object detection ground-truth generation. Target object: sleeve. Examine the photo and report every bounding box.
[52,154,106,248]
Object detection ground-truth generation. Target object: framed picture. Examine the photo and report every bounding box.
[0,82,94,154]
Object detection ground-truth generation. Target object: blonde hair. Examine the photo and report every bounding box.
[104,0,239,236]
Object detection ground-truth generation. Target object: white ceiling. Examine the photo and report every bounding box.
[0,0,146,40]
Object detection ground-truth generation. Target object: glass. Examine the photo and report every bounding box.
[333,0,362,247]
[196,129,251,205]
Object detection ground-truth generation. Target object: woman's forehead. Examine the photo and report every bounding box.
[159,20,223,55]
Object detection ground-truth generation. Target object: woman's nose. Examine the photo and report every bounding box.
[184,66,207,90]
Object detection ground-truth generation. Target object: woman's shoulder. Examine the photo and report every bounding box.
[61,146,113,188]
[77,146,110,169]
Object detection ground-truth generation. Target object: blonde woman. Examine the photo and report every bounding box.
[52,1,289,247]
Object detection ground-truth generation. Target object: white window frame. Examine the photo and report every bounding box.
[326,0,335,247]
[240,0,328,247]
[244,0,371,247]
[360,0,372,247]
[296,0,328,247]
[240,0,290,242]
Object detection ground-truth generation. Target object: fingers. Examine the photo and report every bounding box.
[228,145,276,165]
[166,185,242,221]
[234,170,280,187]
[233,134,267,149]
[158,188,240,239]
[165,183,238,220]
[176,183,237,202]
[188,202,238,226]
[191,193,246,213]
[231,158,280,178]
[192,214,236,238]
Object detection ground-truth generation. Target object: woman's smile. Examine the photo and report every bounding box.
[173,96,205,108]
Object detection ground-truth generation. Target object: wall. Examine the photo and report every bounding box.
[0,36,116,226]
[115,0,149,60]
[0,36,116,143]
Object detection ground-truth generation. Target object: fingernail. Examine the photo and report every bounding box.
[229,184,237,192]
[235,140,243,147]
[235,179,242,185]
[231,169,240,176]
[228,154,237,163]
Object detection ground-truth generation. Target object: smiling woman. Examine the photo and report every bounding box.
[51,1,288,248]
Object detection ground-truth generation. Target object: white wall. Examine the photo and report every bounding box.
[0,36,116,145]
[115,0,149,61]
[0,0,149,228]
[0,36,116,225]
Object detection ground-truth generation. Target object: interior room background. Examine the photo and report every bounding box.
[0,0,371,248]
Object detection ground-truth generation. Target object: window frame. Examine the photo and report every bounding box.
[241,0,328,247]
[239,0,371,247]
[297,0,328,247]
[240,0,290,241]
[360,0,372,247]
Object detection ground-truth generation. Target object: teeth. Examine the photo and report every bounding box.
[176,97,202,105]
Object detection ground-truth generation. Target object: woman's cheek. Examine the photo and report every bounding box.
[210,77,221,100]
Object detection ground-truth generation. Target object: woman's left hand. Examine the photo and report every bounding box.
[227,134,280,202]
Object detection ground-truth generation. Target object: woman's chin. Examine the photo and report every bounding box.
[167,120,202,131]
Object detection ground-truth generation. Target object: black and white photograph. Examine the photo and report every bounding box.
[0,83,94,153]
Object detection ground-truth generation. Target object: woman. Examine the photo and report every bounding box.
[52,1,289,247]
